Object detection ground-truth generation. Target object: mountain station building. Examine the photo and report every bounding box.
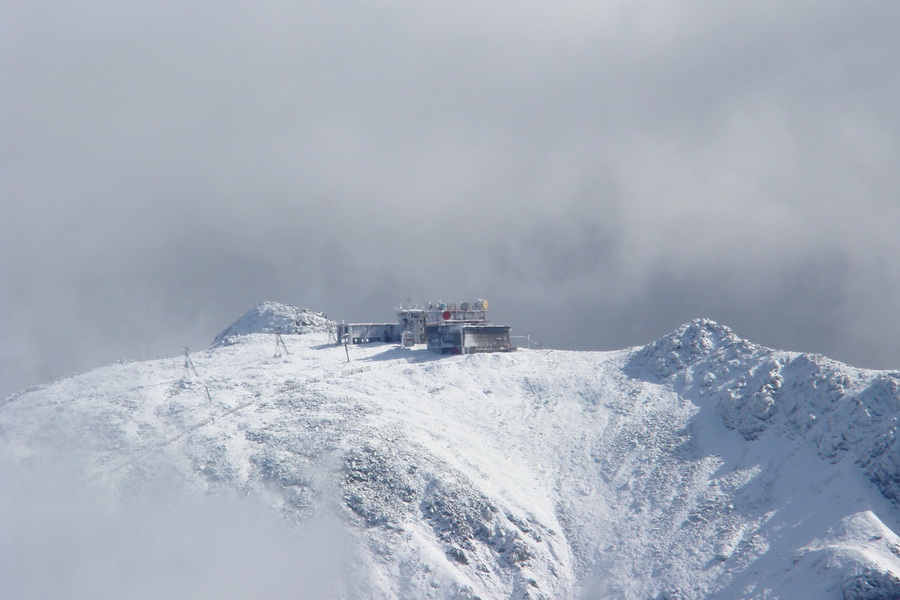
[338,299,512,355]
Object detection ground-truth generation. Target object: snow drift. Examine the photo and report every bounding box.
[2,305,900,599]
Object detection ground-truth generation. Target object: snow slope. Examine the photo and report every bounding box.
[2,306,900,599]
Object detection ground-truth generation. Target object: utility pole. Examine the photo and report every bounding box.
[274,326,290,357]
[182,347,198,380]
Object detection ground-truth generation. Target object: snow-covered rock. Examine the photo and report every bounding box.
[628,318,900,505]
[2,310,900,599]
[211,301,334,347]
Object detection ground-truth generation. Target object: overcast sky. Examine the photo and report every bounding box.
[3,0,899,399]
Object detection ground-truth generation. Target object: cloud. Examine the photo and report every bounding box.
[0,449,358,600]
[3,0,900,397]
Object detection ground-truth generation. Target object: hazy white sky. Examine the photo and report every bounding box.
[3,0,899,398]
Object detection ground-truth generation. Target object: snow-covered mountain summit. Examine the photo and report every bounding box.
[211,301,334,347]
[2,309,900,599]
[631,318,900,501]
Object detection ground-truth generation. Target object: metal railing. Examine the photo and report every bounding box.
[510,335,544,349]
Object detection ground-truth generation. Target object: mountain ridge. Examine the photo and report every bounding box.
[2,306,900,599]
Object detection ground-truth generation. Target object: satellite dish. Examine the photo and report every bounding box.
[482,299,489,310]
[442,310,451,320]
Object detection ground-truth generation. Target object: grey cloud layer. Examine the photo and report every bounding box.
[3,0,899,397]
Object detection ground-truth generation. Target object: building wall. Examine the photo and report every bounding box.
[462,326,511,353]
[397,309,428,344]
[426,324,463,354]
[426,323,511,354]
[338,323,401,344]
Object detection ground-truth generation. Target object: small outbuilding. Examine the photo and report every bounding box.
[337,323,401,345]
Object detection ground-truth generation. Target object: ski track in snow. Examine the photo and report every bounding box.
[2,306,900,599]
